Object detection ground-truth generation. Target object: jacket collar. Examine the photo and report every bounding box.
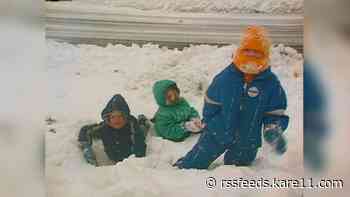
[228,63,273,81]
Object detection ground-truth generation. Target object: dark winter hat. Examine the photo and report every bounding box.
[101,94,130,121]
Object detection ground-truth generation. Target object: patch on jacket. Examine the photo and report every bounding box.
[247,86,259,98]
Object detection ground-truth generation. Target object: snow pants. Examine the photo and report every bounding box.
[175,130,258,169]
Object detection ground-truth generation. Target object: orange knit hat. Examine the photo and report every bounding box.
[233,26,271,80]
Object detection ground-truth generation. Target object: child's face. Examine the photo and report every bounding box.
[237,49,266,74]
[108,112,127,129]
[165,88,179,105]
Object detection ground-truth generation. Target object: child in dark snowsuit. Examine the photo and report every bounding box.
[78,94,149,166]
[174,26,289,169]
[153,80,204,142]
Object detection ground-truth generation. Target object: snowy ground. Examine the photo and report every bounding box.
[73,0,303,14]
[46,40,303,197]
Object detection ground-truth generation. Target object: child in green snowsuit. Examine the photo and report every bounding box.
[152,80,204,142]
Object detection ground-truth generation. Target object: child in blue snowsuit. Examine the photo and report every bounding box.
[174,26,289,169]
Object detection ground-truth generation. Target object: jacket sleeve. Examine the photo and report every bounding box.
[263,84,289,132]
[78,123,101,146]
[131,119,147,157]
[202,78,222,124]
[189,106,200,119]
[155,112,190,142]
[183,99,200,119]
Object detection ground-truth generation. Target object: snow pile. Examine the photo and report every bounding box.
[46,40,303,197]
[74,0,303,14]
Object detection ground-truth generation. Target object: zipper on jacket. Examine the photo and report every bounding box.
[240,82,248,111]
[243,82,248,92]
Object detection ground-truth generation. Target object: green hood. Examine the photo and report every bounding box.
[153,80,177,106]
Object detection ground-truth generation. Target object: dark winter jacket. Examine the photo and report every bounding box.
[203,64,289,149]
[78,94,147,162]
[153,80,200,142]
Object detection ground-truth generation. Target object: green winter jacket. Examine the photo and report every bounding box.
[153,80,200,142]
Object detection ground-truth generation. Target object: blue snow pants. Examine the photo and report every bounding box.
[175,130,258,169]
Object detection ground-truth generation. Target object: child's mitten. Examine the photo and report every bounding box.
[184,120,202,133]
[275,136,287,155]
[264,124,281,143]
[138,114,151,131]
[82,144,97,166]
[264,124,287,155]
[138,114,148,126]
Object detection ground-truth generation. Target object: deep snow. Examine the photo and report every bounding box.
[73,0,303,14]
[46,40,303,197]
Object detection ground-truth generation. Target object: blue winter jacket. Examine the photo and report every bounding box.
[203,64,289,149]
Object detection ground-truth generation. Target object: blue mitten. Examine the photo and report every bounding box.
[275,135,287,155]
[264,124,287,155]
[138,114,151,131]
[82,145,97,166]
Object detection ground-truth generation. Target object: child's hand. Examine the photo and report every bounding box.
[184,120,202,133]
[191,118,205,130]
[83,146,98,166]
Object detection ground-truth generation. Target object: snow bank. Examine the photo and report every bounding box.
[74,0,303,14]
[46,40,303,197]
